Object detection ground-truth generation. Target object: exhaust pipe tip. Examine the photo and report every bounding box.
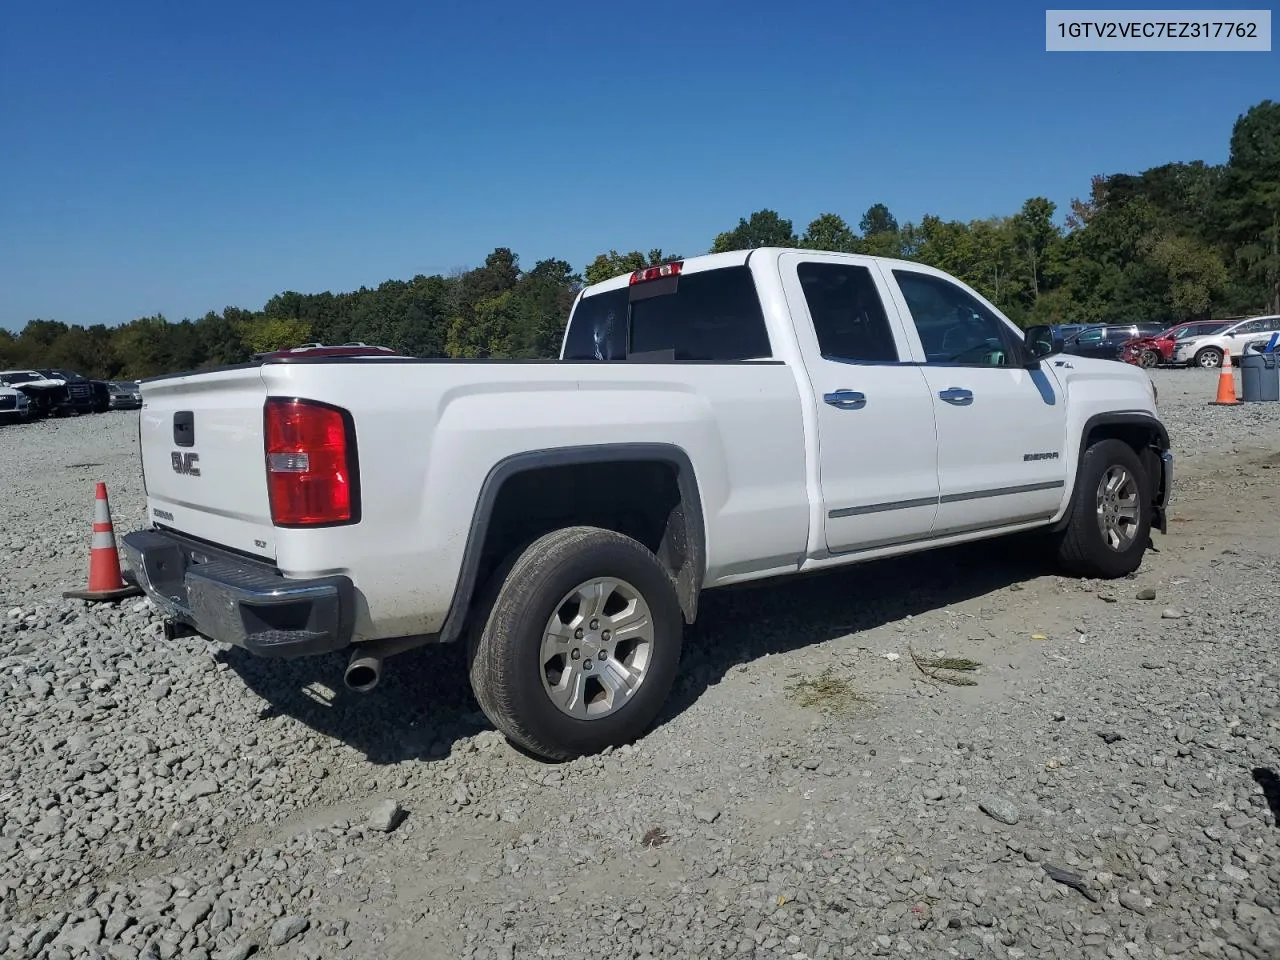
[163,618,198,641]
[344,656,381,693]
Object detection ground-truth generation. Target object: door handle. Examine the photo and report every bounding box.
[823,389,866,410]
[938,387,973,406]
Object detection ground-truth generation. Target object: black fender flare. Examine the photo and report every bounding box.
[436,442,708,645]
[1054,412,1172,534]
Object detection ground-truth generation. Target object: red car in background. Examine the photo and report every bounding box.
[252,341,402,361]
[1121,320,1233,367]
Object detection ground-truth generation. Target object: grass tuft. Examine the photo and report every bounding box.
[909,647,981,687]
[786,667,865,714]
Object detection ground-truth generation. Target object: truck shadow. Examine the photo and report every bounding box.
[221,534,1060,765]
[1253,768,1280,827]
[652,534,1056,732]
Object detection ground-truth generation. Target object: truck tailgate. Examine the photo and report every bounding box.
[139,366,276,560]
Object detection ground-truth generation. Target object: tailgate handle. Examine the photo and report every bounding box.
[173,411,195,447]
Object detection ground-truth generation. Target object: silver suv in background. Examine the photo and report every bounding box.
[1173,315,1280,367]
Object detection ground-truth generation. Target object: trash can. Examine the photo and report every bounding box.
[1240,346,1280,402]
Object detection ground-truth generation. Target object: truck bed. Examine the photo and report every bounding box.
[138,356,812,642]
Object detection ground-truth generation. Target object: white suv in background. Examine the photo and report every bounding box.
[1173,314,1280,368]
[0,385,31,422]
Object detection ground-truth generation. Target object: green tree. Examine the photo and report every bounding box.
[1222,99,1280,312]
[196,310,249,368]
[858,203,898,237]
[112,315,175,378]
[801,213,856,252]
[1147,234,1229,319]
[710,209,797,252]
[446,290,515,358]
[237,316,313,355]
[1012,197,1060,303]
[855,204,905,257]
[0,329,17,368]
[512,258,580,357]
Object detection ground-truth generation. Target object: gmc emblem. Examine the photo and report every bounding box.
[171,451,201,476]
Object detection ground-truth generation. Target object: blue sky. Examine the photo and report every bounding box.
[1,0,1274,330]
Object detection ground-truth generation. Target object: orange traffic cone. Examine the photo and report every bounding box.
[63,482,144,602]
[1208,350,1240,406]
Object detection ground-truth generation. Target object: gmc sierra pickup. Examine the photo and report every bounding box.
[122,248,1173,761]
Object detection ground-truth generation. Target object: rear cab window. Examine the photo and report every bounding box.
[562,265,772,361]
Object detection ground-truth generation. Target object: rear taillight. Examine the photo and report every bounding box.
[629,260,683,284]
[264,398,359,526]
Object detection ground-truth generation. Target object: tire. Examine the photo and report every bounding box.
[1194,347,1223,368]
[1139,349,1160,368]
[1053,438,1151,579]
[467,525,684,761]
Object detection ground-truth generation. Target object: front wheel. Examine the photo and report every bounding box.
[1139,349,1160,368]
[468,526,684,761]
[1195,347,1223,368]
[1053,439,1151,579]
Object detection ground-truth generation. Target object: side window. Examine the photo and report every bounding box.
[1075,329,1104,345]
[1235,318,1273,335]
[892,270,1024,366]
[629,266,772,361]
[797,262,899,363]
[562,288,629,360]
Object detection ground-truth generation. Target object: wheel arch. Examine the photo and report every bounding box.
[437,443,708,645]
[1055,412,1171,534]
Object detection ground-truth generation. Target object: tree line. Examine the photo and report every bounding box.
[3,99,1276,380]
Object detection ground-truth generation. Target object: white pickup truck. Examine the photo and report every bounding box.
[122,248,1173,760]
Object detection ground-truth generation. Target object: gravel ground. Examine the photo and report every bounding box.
[1,367,1278,960]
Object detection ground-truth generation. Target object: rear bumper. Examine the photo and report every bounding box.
[121,528,355,658]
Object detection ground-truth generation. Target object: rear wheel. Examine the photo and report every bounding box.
[1195,347,1223,368]
[468,526,683,761]
[1053,438,1151,579]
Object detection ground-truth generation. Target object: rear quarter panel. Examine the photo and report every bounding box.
[260,359,811,641]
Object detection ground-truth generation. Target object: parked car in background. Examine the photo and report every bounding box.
[106,380,143,410]
[90,380,111,413]
[0,369,68,418]
[1060,323,1169,362]
[1120,320,1232,368]
[250,342,402,361]
[0,384,32,422]
[1172,315,1280,367]
[35,368,96,415]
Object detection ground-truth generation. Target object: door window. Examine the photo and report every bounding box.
[797,262,900,363]
[892,270,1027,366]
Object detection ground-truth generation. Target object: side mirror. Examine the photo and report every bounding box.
[1025,330,1056,358]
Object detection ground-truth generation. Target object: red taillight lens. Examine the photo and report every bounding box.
[628,260,683,284]
[264,398,357,526]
